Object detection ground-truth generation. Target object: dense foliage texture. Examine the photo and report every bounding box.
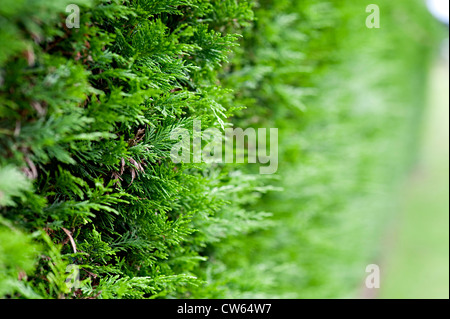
[0,0,441,298]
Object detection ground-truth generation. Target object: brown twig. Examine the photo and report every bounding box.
[61,227,77,254]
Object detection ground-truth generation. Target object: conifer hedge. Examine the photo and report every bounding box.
[0,0,440,298]
[0,0,263,298]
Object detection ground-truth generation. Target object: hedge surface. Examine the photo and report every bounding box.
[0,0,441,298]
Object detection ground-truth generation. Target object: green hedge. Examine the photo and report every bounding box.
[0,0,440,298]
[0,0,262,298]
[205,0,441,298]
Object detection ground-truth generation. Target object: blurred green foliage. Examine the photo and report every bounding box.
[190,0,443,298]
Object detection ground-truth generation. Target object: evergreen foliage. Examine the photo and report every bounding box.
[0,0,441,298]
[0,0,262,298]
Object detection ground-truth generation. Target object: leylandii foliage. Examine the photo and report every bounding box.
[0,0,440,299]
[0,0,267,298]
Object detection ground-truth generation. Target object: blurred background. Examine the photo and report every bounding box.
[219,0,449,299]
[379,0,449,298]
